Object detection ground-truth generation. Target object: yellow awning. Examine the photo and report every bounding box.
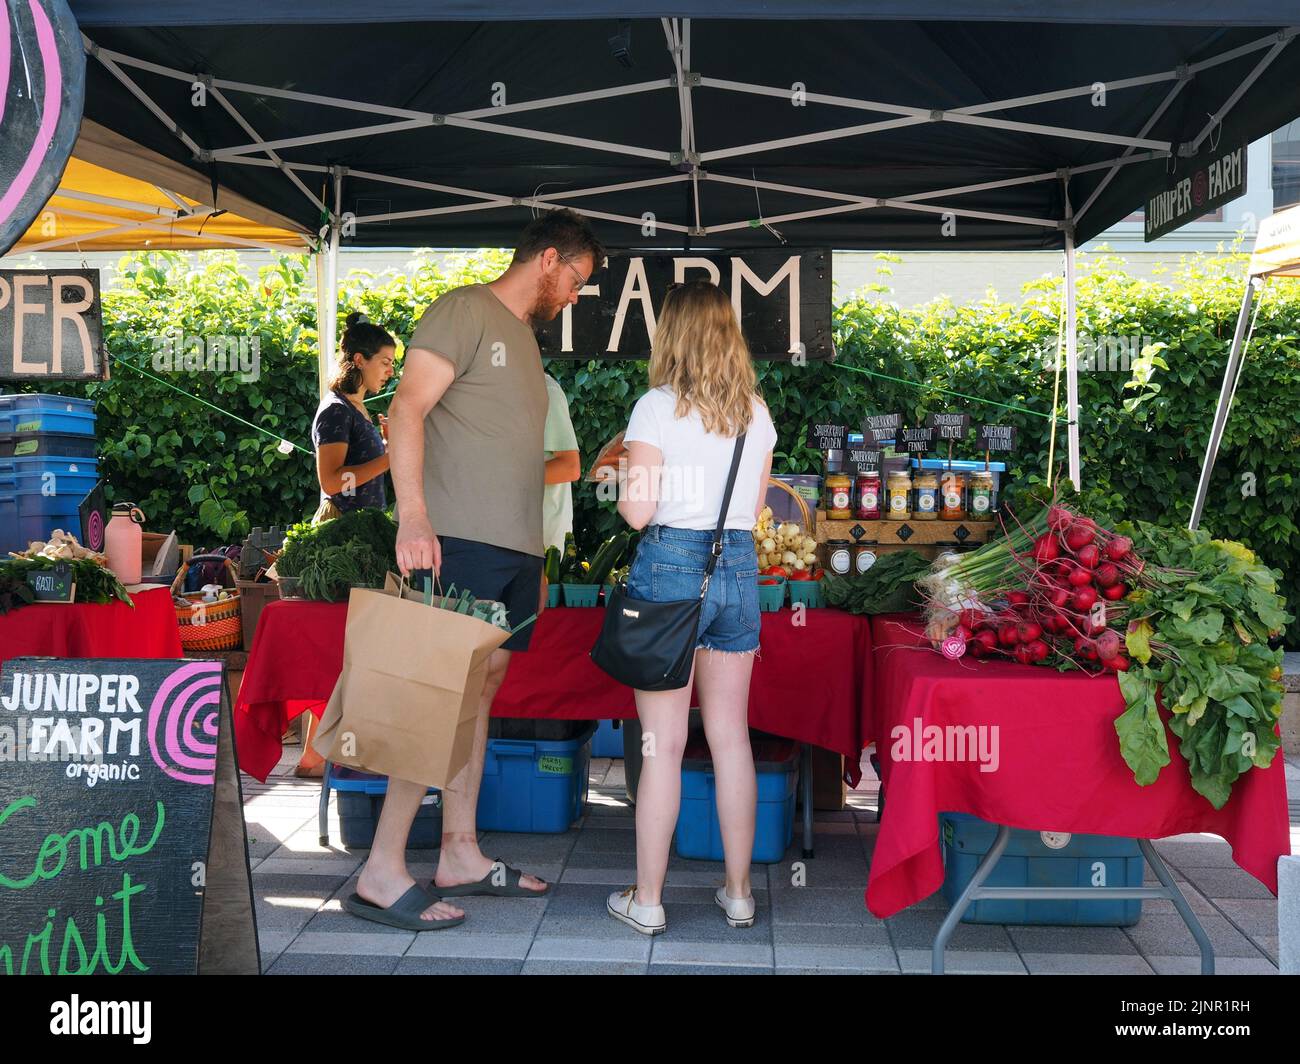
[11,122,311,254]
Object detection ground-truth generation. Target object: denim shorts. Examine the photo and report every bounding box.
[624,525,760,654]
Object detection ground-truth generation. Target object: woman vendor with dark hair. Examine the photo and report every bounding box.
[311,312,396,521]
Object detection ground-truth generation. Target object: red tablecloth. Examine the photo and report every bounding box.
[0,586,182,665]
[864,614,1292,919]
[235,599,874,783]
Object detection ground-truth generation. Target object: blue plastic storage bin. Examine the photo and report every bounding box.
[327,765,442,849]
[476,723,596,833]
[940,812,1144,926]
[0,455,99,496]
[675,736,797,863]
[0,431,98,458]
[591,718,624,758]
[0,394,96,436]
[0,492,84,556]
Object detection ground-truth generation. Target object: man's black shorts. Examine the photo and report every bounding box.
[432,535,543,652]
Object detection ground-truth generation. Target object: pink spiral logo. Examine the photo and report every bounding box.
[86,509,104,551]
[147,662,222,786]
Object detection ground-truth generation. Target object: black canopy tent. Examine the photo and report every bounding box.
[61,2,1300,486]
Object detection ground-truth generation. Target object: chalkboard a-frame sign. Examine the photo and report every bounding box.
[0,658,259,975]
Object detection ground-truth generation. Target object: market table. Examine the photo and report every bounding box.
[235,598,875,850]
[866,613,1292,973]
[0,585,183,666]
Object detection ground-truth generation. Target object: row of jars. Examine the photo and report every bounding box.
[824,469,996,522]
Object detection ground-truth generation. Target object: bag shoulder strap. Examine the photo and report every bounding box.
[704,432,747,578]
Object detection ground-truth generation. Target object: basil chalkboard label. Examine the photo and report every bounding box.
[845,447,882,473]
[24,561,74,603]
[977,425,1017,452]
[805,422,847,451]
[900,426,935,454]
[926,412,971,441]
[862,413,902,445]
[0,658,259,975]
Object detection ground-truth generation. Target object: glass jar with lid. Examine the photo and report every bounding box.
[939,469,966,520]
[968,471,995,520]
[913,471,939,520]
[825,474,853,520]
[885,471,912,520]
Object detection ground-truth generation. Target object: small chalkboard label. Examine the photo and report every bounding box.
[845,447,882,473]
[927,412,971,441]
[862,413,902,445]
[977,425,1017,452]
[805,422,847,450]
[24,562,74,603]
[900,426,935,454]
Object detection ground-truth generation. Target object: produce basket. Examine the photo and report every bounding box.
[787,578,824,608]
[172,554,242,651]
[757,574,787,612]
[562,582,600,607]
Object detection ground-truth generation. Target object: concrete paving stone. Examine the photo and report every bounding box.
[1180,867,1276,899]
[444,895,550,933]
[651,940,774,968]
[537,909,654,941]
[780,835,868,861]
[245,831,285,861]
[650,900,769,943]
[286,930,415,955]
[404,931,534,960]
[768,859,872,890]
[883,910,1018,951]
[1141,890,1216,917]
[253,855,363,877]
[394,957,524,975]
[527,935,653,962]
[477,832,577,858]
[772,945,897,973]
[1151,837,1241,868]
[560,866,639,886]
[1146,955,1278,975]
[772,923,891,948]
[648,964,773,975]
[812,810,858,823]
[302,910,437,935]
[1020,953,1155,975]
[565,850,651,871]
[662,885,769,906]
[1213,898,1282,936]
[773,887,892,928]
[256,930,300,968]
[1254,936,1279,963]
[521,960,649,975]
[809,821,860,835]
[1125,913,1273,958]
[571,828,639,854]
[254,899,320,934]
[250,872,345,904]
[542,882,629,914]
[897,949,1028,974]
[1007,926,1139,956]
[267,954,400,975]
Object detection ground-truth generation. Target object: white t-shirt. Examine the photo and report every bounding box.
[624,385,778,531]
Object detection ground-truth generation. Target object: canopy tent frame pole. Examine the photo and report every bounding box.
[1188,275,1263,531]
[1063,177,1081,490]
[36,203,305,254]
[318,167,343,399]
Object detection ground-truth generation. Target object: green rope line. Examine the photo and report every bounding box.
[109,354,313,454]
[830,362,1068,423]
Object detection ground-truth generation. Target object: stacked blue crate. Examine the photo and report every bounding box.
[0,395,98,554]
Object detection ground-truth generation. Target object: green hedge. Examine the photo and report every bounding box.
[14,246,1298,640]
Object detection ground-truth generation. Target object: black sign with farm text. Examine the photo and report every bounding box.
[535,249,831,361]
[0,658,258,975]
[0,270,104,380]
[1144,143,1247,242]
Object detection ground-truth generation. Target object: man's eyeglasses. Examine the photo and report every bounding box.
[557,252,590,289]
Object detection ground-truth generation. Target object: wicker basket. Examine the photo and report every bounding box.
[766,477,814,529]
[172,555,243,652]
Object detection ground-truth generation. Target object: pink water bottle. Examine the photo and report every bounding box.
[104,502,146,584]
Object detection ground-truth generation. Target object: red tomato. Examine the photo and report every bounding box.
[789,569,813,581]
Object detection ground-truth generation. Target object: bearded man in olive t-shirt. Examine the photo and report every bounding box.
[345,210,604,931]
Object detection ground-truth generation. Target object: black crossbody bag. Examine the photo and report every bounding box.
[590,433,746,691]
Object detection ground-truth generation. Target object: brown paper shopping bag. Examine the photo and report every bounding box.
[313,575,512,789]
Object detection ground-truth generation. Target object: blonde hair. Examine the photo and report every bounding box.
[648,280,760,436]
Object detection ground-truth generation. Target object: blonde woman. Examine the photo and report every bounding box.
[606,279,777,935]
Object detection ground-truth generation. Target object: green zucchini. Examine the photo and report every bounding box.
[585,531,630,586]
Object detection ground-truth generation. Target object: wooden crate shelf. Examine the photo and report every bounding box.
[813,512,998,548]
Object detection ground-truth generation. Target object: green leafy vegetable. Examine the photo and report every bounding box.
[275,508,397,602]
[821,550,930,615]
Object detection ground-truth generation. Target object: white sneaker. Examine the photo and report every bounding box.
[715,886,756,928]
[607,886,666,935]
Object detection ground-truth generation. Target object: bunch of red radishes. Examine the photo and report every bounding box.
[951,504,1145,673]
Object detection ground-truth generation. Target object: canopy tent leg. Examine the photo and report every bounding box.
[316,168,344,399]
[1188,276,1261,531]
[1064,222,1081,490]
